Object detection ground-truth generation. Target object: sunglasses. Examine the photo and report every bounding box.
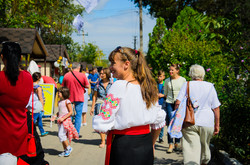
[114,46,129,60]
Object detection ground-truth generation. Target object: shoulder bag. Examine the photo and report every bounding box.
[182,81,195,129]
[27,89,37,157]
[71,71,86,93]
[170,77,176,106]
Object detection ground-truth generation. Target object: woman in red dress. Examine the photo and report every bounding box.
[0,42,33,164]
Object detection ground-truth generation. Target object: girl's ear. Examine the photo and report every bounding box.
[124,60,130,70]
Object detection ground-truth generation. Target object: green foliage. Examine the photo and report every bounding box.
[147,17,167,77]
[131,0,250,34]
[0,0,84,51]
[207,7,250,164]
[69,43,107,67]
[147,6,250,163]
[0,0,108,65]
[148,7,227,91]
[213,70,250,164]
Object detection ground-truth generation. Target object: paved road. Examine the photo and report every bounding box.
[40,103,183,165]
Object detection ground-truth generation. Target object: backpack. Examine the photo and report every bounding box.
[26,85,44,113]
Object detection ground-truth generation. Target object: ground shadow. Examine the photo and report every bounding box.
[43,148,62,156]
[41,131,58,137]
[155,144,167,152]
[154,157,183,165]
[155,144,183,156]
[72,138,101,147]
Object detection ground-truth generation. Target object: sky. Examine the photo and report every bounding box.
[72,0,156,57]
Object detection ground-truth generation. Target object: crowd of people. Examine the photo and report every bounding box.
[0,42,220,165]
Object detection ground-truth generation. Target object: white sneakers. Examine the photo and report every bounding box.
[58,147,73,157]
[81,123,87,126]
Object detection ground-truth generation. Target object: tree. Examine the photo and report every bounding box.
[147,6,249,164]
[73,43,108,67]
[148,7,227,90]
[131,0,249,32]
[0,0,84,49]
[147,17,167,77]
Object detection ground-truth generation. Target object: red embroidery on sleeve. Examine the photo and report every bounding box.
[98,93,120,120]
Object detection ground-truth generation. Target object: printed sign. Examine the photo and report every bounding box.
[40,84,55,116]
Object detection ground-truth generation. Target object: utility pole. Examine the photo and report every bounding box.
[133,36,137,50]
[139,0,143,52]
[82,28,85,47]
[77,29,88,47]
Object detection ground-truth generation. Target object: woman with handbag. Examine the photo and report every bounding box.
[164,64,186,153]
[0,42,33,164]
[175,64,220,165]
[90,68,113,148]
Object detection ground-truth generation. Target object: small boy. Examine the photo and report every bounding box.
[157,70,166,143]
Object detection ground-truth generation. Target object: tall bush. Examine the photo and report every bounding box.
[147,7,227,91]
[147,6,249,164]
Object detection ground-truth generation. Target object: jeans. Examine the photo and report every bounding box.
[166,103,180,144]
[0,153,17,165]
[89,88,95,101]
[159,127,164,140]
[159,105,166,140]
[74,102,84,134]
[94,103,102,115]
[33,111,45,134]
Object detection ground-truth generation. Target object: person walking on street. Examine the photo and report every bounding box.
[88,67,99,101]
[62,62,89,136]
[90,68,113,148]
[80,66,90,127]
[93,47,166,165]
[175,64,220,164]
[30,72,49,136]
[0,42,33,164]
[157,70,166,143]
[164,64,186,153]
[51,87,79,157]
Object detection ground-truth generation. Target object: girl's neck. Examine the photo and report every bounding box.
[123,72,138,84]
[171,75,180,80]
[102,79,109,83]
[60,98,66,101]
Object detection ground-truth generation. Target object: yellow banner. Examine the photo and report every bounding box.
[40,84,55,116]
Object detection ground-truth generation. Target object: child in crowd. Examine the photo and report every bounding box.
[51,87,79,157]
[157,70,166,143]
[31,72,48,136]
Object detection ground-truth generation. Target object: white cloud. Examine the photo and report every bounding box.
[95,0,110,10]
[73,0,110,11]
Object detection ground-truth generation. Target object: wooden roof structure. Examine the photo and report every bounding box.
[0,28,48,58]
[45,45,70,62]
[0,28,48,74]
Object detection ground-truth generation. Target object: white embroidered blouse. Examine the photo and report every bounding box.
[92,80,166,133]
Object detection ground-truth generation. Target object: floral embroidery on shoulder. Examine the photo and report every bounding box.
[98,93,120,120]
